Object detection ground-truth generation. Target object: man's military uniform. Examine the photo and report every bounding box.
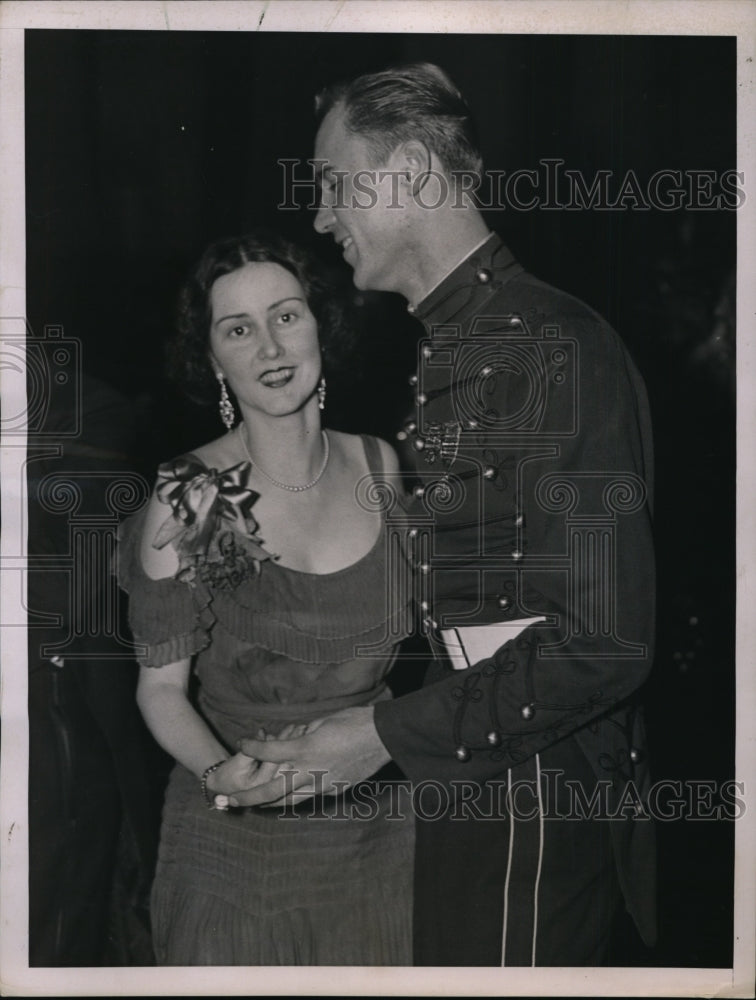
[374,233,656,966]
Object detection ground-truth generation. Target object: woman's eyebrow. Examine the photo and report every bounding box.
[213,311,248,327]
[266,297,304,312]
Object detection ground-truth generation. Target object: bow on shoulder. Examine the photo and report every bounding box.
[152,457,271,575]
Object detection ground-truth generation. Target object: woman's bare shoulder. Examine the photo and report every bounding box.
[374,436,400,474]
[139,489,179,580]
[329,429,400,474]
[186,428,243,471]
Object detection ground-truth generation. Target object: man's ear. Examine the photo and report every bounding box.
[401,138,432,177]
[390,139,433,194]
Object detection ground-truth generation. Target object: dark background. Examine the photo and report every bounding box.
[25,30,736,967]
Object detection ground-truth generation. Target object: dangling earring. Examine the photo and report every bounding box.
[317,376,327,411]
[216,370,235,429]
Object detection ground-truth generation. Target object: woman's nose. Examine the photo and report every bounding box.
[257,328,283,359]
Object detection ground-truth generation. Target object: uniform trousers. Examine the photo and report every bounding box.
[413,732,623,966]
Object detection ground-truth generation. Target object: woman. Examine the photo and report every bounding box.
[116,231,414,965]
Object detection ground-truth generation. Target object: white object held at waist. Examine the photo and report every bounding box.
[439,618,545,670]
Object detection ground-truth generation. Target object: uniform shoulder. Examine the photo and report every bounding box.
[513,271,615,333]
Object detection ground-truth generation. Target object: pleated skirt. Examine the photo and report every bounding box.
[151,764,414,965]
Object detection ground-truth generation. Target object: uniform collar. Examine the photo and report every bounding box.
[408,232,521,329]
[409,231,492,309]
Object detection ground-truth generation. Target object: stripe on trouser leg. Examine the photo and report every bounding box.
[531,753,544,966]
[500,755,544,966]
[500,767,514,966]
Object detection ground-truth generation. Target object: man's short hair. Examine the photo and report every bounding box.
[315,62,483,176]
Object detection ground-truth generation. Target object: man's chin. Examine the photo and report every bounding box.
[350,266,370,290]
[351,266,393,294]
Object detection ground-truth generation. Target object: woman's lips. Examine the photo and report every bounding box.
[259,367,294,388]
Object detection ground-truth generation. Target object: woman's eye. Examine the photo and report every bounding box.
[277,311,297,325]
[229,325,248,337]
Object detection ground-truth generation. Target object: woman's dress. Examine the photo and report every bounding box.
[116,435,414,965]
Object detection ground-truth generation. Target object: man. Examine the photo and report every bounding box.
[233,62,656,967]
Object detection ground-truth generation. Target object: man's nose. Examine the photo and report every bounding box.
[314,199,335,234]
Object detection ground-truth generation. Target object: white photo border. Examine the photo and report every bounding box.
[1,1,754,996]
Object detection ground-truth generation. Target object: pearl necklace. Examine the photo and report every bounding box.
[238,425,330,492]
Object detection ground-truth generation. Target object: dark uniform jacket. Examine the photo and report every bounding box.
[374,233,656,951]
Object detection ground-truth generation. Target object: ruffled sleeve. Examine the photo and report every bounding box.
[116,507,216,667]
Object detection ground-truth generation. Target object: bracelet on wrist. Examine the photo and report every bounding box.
[200,759,227,809]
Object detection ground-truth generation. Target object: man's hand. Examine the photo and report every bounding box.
[223,706,391,808]
[208,723,307,809]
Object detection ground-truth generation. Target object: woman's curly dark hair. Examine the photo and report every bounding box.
[168,230,354,406]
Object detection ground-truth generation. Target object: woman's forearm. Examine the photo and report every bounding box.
[137,672,228,778]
